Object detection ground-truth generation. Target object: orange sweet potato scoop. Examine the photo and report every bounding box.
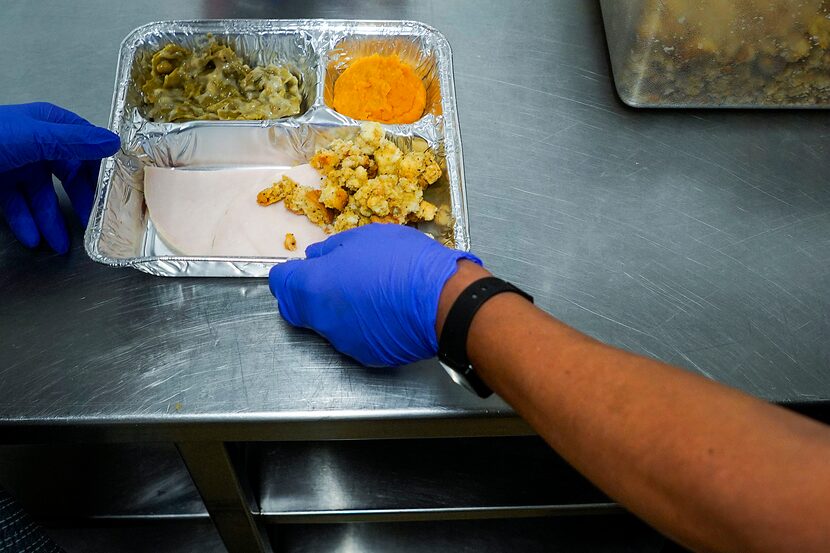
[332,54,427,124]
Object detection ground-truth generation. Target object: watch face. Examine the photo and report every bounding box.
[439,361,478,394]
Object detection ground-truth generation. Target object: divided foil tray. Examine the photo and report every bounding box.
[85,19,471,277]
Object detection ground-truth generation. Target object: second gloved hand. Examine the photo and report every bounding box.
[0,102,121,253]
[269,224,482,367]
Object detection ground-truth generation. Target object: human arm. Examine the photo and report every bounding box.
[439,260,830,553]
[0,102,120,253]
[270,224,830,553]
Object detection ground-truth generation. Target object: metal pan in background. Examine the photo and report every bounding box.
[601,0,830,108]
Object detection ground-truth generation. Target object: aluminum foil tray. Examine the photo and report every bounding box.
[85,19,470,277]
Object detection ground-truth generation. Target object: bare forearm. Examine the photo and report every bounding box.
[438,262,830,552]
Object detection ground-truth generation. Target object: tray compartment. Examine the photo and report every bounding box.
[122,23,319,122]
[323,32,443,124]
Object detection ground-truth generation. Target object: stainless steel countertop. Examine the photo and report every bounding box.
[1,0,829,442]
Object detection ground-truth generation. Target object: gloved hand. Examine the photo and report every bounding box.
[269,223,482,367]
[0,102,120,253]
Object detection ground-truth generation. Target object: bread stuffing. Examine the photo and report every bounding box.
[256,122,444,234]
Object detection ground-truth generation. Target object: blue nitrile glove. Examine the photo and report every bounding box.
[269,223,482,367]
[0,102,121,253]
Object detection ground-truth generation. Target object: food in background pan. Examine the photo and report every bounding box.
[138,38,302,122]
[619,0,830,105]
[331,54,426,123]
[257,122,444,233]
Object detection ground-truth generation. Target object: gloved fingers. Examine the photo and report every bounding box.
[0,179,39,248]
[269,260,306,327]
[303,241,327,259]
[31,120,120,162]
[50,159,99,225]
[304,234,346,259]
[19,164,69,254]
[304,223,386,258]
[23,102,94,127]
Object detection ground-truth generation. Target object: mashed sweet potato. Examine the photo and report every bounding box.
[332,55,426,124]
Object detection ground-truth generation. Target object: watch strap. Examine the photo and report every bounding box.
[438,277,533,398]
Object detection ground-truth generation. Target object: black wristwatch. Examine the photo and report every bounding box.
[437,277,533,398]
